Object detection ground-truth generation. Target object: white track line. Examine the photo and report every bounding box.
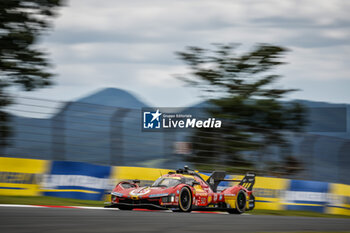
[0,204,229,214]
[71,206,112,210]
[0,204,44,208]
[0,204,120,210]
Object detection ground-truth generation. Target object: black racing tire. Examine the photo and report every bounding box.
[228,190,246,214]
[178,187,192,212]
[118,206,133,211]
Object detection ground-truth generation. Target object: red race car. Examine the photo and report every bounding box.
[106,166,255,214]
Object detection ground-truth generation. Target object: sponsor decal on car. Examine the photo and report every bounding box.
[129,187,151,196]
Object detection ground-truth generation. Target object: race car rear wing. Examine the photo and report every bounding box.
[206,172,255,192]
[238,173,255,191]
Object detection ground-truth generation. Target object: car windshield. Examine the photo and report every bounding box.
[152,178,181,188]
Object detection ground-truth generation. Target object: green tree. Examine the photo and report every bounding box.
[0,0,63,150]
[176,43,306,173]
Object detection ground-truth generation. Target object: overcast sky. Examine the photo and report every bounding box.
[16,0,350,108]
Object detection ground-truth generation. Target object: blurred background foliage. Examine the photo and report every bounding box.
[0,0,63,149]
[176,44,307,175]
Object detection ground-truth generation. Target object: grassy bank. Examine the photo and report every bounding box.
[258,232,350,233]
[0,195,104,207]
[251,209,350,218]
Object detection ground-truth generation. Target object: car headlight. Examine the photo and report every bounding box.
[162,194,175,203]
[169,194,175,202]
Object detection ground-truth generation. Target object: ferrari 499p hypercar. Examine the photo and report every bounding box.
[106,166,255,214]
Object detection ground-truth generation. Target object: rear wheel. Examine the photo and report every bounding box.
[178,187,192,212]
[228,190,246,214]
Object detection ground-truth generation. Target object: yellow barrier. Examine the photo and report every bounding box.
[253,176,289,211]
[327,183,350,216]
[0,157,48,196]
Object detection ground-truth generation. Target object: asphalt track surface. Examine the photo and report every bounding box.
[0,207,350,233]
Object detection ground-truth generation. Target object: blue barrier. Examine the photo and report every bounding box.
[284,180,329,212]
[42,161,111,200]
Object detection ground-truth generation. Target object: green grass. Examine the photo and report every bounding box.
[259,232,350,233]
[0,195,105,207]
[250,209,350,218]
[0,195,349,219]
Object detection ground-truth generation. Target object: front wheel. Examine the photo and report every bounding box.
[178,187,192,212]
[227,190,246,214]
